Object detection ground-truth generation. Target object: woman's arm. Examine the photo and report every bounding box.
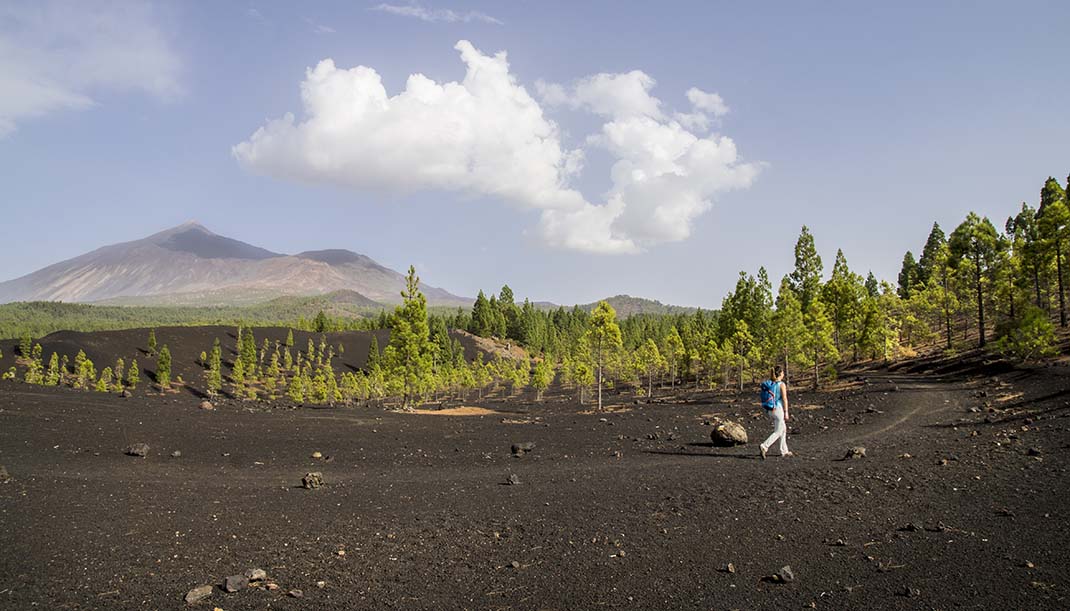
[781,382,789,421]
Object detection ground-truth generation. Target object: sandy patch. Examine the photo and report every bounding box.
[405,406,502,416]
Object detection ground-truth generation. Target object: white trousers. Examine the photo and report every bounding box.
[760,405,789,455]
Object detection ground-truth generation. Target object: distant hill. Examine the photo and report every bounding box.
[582,295,699,317]
[0,222,470,307]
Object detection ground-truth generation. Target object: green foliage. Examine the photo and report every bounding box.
[147,328,157,355]
[586,300,622,411]
[385,266,434,406]
[996,306,1058,360]
[127,359,140,388]
[156,345,172,388]
[789,225,824,311]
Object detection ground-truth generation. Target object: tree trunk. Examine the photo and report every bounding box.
[597,364,603,411]
[1057,238,1066,327]
[784,354,790,386]
[975,248,985,348]
[943,269,953,349]
[647,372,653,402]
[738,359,744,392]
[1033,264,1042,309]
[813,347,819,391]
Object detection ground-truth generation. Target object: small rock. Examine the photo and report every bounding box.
[899,522,923,532]
[223,574,248,593]
[244,568,267,581]
[302,472,324,489]
[506,473,521,485]
[777,565,795,583]
[845,446,866,459]
[898,586,920,597]
[1027,447,1042,456]
[316,580,326,588]
[510,560,521,569]
[185,585,213,604]
[311,451,323,459]
[336,549,346,556]
[511,442,536,456]
[125,443,149,457]
[265,583,279,591]
[1023,560,1035,569]
[199,400,214,410]
[710,420,748,446]
[171,450,182,458]
[0,465,11,483]
[119,389,132,398]
[723,562,736,574]
[288,589,303,598]
[898,453,912,459]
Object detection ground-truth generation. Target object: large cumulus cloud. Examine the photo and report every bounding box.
[234,40,760,254]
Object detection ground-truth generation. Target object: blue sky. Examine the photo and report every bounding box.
[1,1,1068,307]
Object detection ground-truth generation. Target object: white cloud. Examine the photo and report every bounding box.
[0,0,182,137]
[687,87,729,117]
[372,3,502,25]
[538,70,663,120]
[303,17,336,34]
[234,41,760,254]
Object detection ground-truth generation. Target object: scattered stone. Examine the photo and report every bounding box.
[845,446,866,460]
[898,586,920,597]
[511,442,536,456]
[288,589,303,598]
[777,565,796,583]
[506,473,521,485]
[311,451,323,459]
[120,389,132,398]
[0,465,11,483]
[265,583,279,591]
[890,384,900,392]
[185,585,213,604]
[937,459,949,466]
[244,568,267,581]
[124,443,149,457]
[899,522,923,532]
[710,420,748,447]
[336,549,346,556]
[1023,560,1035,569]
[316,580,326,588]
[510,560,521,569]
[722,563,736,574]
[223,574,248,593]
[171,450,182,458]
[199,400,214,410]
[898,453,912,459]
[302,472,324,489]
[1027,447,1042,457]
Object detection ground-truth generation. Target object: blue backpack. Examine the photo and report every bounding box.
[759,380,779,410]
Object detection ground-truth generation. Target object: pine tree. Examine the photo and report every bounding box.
[156,345,172,388]
[240,327,258,377]
[285,329,294,347]
[1037,196,1069,327]
[949,213,1004,346]
[803,300,838,389]
[114,358,125,388]
[663,327,684,391]
[45,352,60,386]
[789,225,824,311]
[898,251,918,299]
[770,277,806,384]
[206,339,222,395]
[387,266,434,406]
[127,359,140,389]
[635,338,666,400]
[147,328,157,356]
[314,310,330,333]
[916,222,946,285]
[96,367,113,392]
[469,290,492,337]
[586,301,622,411]
[19,334,32,358]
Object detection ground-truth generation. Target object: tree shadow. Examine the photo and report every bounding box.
[643,449,758,460]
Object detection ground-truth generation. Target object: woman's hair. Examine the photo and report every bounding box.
[772,365,784,379]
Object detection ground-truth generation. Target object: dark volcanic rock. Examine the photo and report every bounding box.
[288,589,304,598]
[506,473,521,485]
[244,568,267,581]
[124,443,149,457]
[223,574,248,593]
[845,446,866,459]
[302,472,324,489]
[710,421,748,446]
[778,565,796,583]
[511,442,536,456]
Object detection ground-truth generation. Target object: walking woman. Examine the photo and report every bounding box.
[760,366,792,459]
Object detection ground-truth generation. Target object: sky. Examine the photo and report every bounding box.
[1,0,1068,307]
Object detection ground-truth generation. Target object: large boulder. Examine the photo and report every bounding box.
[710,421,748,447]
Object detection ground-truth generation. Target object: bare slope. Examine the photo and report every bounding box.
[0,222,469,306]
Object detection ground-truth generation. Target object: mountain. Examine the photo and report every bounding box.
[0,222,470,307]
